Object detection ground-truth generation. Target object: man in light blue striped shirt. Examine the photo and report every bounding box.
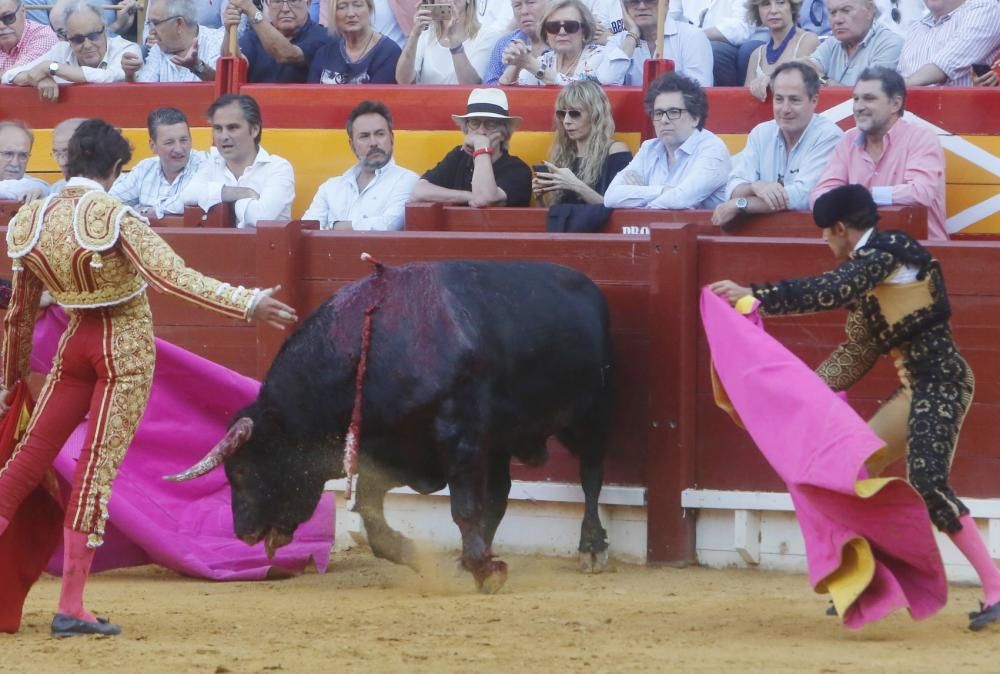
[110,107,206,218]
[712,62,843,227]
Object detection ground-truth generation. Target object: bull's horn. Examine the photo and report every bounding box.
[163,417,254,482]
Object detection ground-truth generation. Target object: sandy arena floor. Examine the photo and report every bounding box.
[1,547,996,674]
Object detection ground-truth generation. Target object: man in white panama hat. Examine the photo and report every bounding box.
[410,87,533,207]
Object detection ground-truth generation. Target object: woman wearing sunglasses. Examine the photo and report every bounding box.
[533,79,632,206]
[396,0,502,84]
[498,0,629,86]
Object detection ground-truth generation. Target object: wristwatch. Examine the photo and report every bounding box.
[534,64,546,81]
[48,62,60,76]
[735,197,749,212]
[251,9,264,24]
[192,60,208,74]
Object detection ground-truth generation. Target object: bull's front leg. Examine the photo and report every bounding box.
[448,438,508,594]
[354,465,419,571]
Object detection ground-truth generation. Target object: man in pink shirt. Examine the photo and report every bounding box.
[811,66,947,240]
[0,0,57,76]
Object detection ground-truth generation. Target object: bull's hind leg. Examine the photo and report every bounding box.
[354,462,419,571]
[446,434,508,594]
[559,412,611,574]
[481,450,512,551]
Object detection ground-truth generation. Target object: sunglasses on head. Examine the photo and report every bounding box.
[555,109,582,120]
[0,6,20,25]
[68,29,104,45]
[543,19,581,35]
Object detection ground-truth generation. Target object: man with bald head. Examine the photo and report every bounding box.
[0,121,49,202]
[49,117,85,193]
[1,0,141,100]
[0,0,57,76]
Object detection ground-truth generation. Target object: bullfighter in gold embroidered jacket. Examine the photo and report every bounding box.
[0,120,297,638]
[711,184,1000,632]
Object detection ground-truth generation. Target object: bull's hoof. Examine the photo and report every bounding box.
[473,559,508,594]
[578,548,610,574]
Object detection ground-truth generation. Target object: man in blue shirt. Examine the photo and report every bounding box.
[712,61,843,228]
[224,0,328,82]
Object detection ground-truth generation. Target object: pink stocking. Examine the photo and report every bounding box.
[57,528,97,622]
[0,515,9,537]
[948,515,1000,607]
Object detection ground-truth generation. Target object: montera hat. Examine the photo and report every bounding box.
[451,88,523,125]
[813,184,879,229]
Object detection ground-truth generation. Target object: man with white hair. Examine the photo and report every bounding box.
[0,120,49,202]
[0,0,57,76]
[1,0,141,100]
[409,88,532,208]
[122,0,224,82]
[808,0,902,85]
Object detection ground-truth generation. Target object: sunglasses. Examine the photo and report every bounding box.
[543,19,581,35]
[0,6,20,25]
[555,109,582,120]
[67,29,104,45]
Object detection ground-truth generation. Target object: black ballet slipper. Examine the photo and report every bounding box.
[50,613,122,638]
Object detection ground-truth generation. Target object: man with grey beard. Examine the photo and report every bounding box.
[303,100,418,231]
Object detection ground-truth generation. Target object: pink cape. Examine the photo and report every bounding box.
[700,288,947,628]
[33,307,335,580]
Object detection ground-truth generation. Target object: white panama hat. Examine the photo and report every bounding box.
[451,88,523,125]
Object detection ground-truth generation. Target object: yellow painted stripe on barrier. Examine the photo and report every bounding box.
[22,127,1000,232]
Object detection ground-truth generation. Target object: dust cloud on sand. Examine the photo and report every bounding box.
[1,548,992,674]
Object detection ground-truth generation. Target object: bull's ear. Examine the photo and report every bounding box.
[163,417,254,481]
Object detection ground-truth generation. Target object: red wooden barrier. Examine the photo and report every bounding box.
[404,203,929,240]
[0,200,20,228]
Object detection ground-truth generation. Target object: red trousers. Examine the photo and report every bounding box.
[0,298,155,547]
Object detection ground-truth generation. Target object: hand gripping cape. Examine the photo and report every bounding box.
[33,307,335,581]
[700,288,948,628]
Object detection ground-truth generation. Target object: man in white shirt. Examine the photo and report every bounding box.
[303,101,418,231]
[122,0,224,82]
[0,120,49,202]
[670,0,756,85]
[615,0,714,86]
[604,72,730,210]
[110,108,208,218]
[713,62,843,227]
[48,116,85,193]
[181,93,295,228]
[1,0,141,100]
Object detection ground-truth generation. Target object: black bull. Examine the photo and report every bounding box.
[168,260,614,593]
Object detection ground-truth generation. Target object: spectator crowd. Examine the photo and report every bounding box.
[0,0,997,235]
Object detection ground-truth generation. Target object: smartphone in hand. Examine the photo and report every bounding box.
[426,3,453,20]
[972,63,990,77]
[532,163,550,174]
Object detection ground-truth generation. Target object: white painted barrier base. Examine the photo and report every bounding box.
[323,479,649,563]
[683,489,1000,584]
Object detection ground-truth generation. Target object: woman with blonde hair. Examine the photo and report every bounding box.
[395,0,502,83]
[744,0,818,100]
[309,0,401,83]
[499,0,629,86]
[534,79,632,205]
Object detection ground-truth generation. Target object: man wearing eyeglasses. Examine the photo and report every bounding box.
[224,0,328,82]
[410,88,532,208]
[713,62,842,227]
[604,72,730,210]
[0,121,50,203]
[0,0,57,77]
[1,0,141,100]
[121,0,224,81]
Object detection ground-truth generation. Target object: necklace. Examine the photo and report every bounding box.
[764,26,796,65]
[557,51,581,76]
[346,30,376,63]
